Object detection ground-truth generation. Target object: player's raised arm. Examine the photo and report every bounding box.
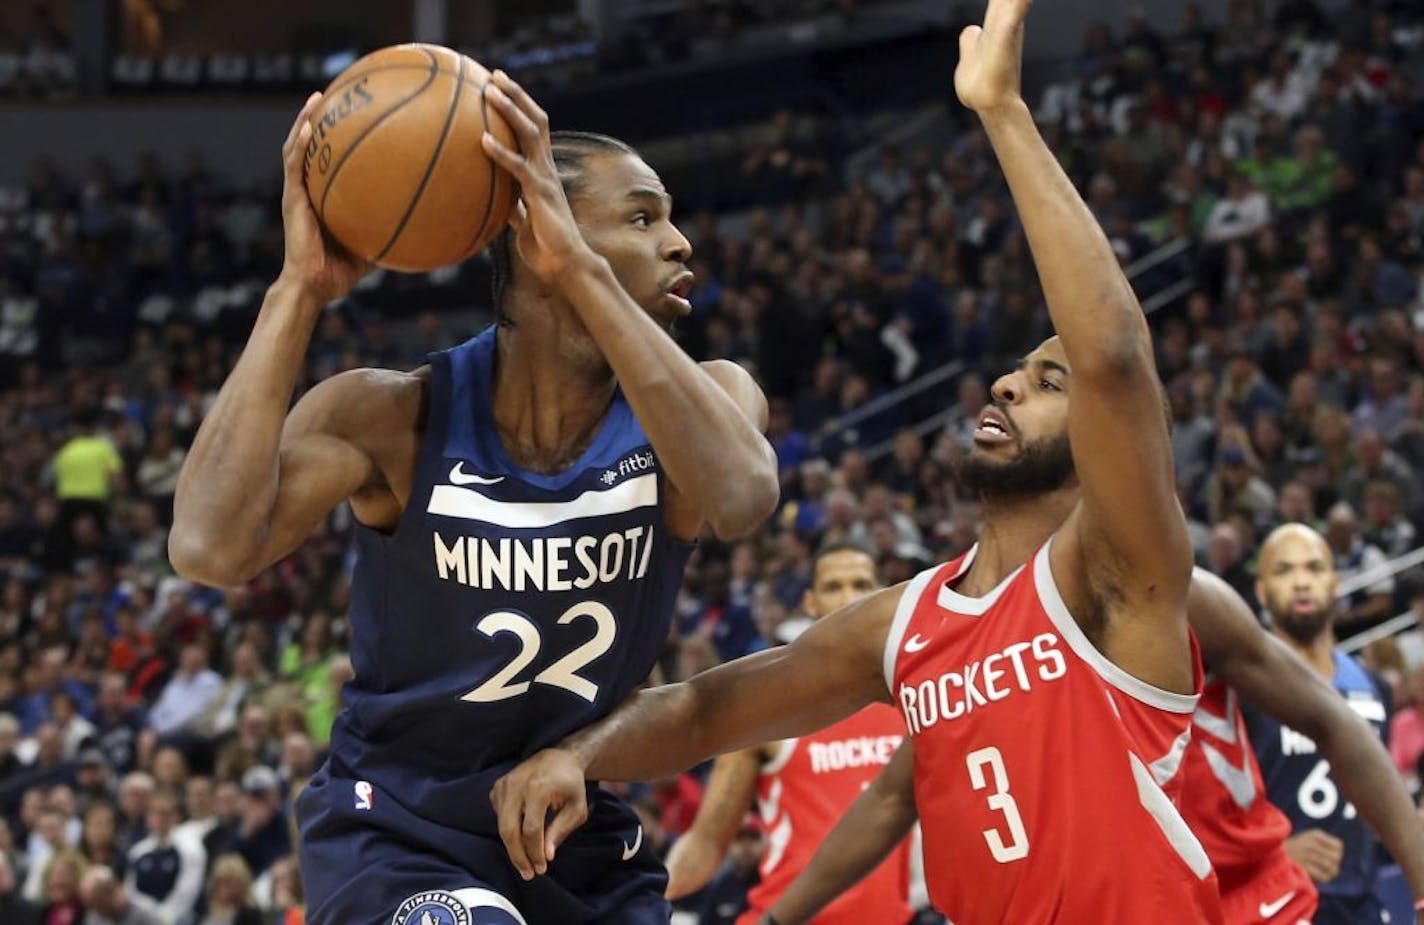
[169,95,390,587]
[961,0,1191,681]
[765,742,918,925]
[664,747,765,899]
[489,585,898,880]
[480,71,778,541]
[1190,569,1424,918]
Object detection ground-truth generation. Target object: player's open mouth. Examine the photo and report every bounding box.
[663,274,694,316]
[973,406,1015,446]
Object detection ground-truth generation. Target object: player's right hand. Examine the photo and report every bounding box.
[1283,829,1344,883]
[279,92,374,306]
[490,747,590,880]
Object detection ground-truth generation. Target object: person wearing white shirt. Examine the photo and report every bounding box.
[1203,174,1273,245]
[125,788,206,923]
[146,644,223,737]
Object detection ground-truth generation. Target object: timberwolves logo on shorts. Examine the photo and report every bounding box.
[392,891,471,925]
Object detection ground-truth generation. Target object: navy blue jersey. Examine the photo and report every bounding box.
[1248,649,1390,901]
[329,325,693,837]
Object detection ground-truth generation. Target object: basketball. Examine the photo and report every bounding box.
[302,44,518,273]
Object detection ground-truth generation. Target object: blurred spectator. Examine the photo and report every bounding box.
[146,644,222,738]
[0,850,40,923]
[48,406,124,534]
[197,853,263,925]
[81,863,166,925]
[695,815,765,925]
[216,766,288,879]
[79,799,125,878]
[124,787,204,922]
[35,848,84,923]
[1326,501,1396,628]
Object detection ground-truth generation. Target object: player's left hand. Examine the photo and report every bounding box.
[490,747,590,880]
[954,0,1030,115]
[481,71,598,287]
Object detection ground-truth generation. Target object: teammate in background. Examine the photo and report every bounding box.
[168,71,778,924]
[1250,523,1398,925]
[491,0,1224,919]
[664,544,913,925]
[758,567,1424,925]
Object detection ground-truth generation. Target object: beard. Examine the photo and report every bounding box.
[1270,597,1334,645]
[956,432,1076,499]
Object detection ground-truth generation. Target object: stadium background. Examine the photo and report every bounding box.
[0,0,1422,921]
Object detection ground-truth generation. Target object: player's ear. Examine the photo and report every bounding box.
[1254,579,1266,610]
[800,588,816,617]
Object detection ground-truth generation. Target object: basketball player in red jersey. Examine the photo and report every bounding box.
[756,567,1424,925]
[663,544,912,925]
[490,0,1224,919]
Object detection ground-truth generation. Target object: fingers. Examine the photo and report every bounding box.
[492,779,536,881]
[484,82,547,172]
[481,130,531,187]
[490,70,550,140]
[958,24,982,58]
[543,795,589,863]
[282,92,323,175]
[520,791,552,877]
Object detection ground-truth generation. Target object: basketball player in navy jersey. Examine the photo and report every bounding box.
[169,72,778,924]
[1250,523,1399,924]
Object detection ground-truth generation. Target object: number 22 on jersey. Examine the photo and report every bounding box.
[461,601,617,703]
[968,746,1030,862]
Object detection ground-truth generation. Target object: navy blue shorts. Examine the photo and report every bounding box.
[297,765,670,925]
[1314,891,1390,925]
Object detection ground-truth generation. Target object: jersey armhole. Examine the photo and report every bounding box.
[761,739,798,775]
[882,567,941,695]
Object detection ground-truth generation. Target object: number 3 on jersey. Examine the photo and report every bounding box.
[968,746,1029,862]
[461,601,616,704]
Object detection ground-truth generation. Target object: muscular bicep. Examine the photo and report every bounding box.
[663,360,770,538]
[1067,354,1191,605]
[248,369,416,573]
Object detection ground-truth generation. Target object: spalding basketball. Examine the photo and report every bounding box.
[303,44,519,272]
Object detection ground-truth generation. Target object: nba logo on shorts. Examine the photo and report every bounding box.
[391,891,471,925]
[355,780,374,811]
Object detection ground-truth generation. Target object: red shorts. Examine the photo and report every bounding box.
[1220,847,1319,925]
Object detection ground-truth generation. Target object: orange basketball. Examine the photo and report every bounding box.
[303,44,519,272]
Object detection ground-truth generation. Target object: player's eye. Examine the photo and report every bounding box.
[1040,378,1061,392]
[631,212,651,228]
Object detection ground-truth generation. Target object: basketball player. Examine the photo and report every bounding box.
[756,566,1424,925]
[663,544,912,925]
[491,0,1224,919]
[168,71,779,924]
[1251,523,1401,924]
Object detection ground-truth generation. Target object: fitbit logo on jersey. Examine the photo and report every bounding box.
[618,450,656,476]
[898,633,1066,734]
[433,527,655,591]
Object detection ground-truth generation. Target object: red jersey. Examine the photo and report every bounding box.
[738,704,913,925]
[887,541,1223,924]
[1180,676,1297,893]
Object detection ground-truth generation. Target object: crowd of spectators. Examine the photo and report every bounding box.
[0,3,77,99]
[0,0,1423,921]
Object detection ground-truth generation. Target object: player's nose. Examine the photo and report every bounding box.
[662,224,692,264]
[990,370,1022,405]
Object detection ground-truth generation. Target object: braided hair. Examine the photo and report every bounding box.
[488,131,639,326]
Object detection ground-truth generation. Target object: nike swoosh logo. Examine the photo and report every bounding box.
[1258,891,1295,918]
[621,825,643,861]
[904,634,929,653]
[449,462,504,486]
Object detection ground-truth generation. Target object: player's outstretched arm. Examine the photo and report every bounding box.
[480,72,777,541]
[1190,568,1424,918]
[764,742,918,925]
[960,0,1191,687]
[664,747,764,899]
[170,94,388,587]
[490,585,898,880]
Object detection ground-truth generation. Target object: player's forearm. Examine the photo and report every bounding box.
[556,254,778,537]
[768,780,918,924]
[569,648,859,781]
[978,101,1153,378]
[1315,707,1424,897]
[169,276,323,583]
